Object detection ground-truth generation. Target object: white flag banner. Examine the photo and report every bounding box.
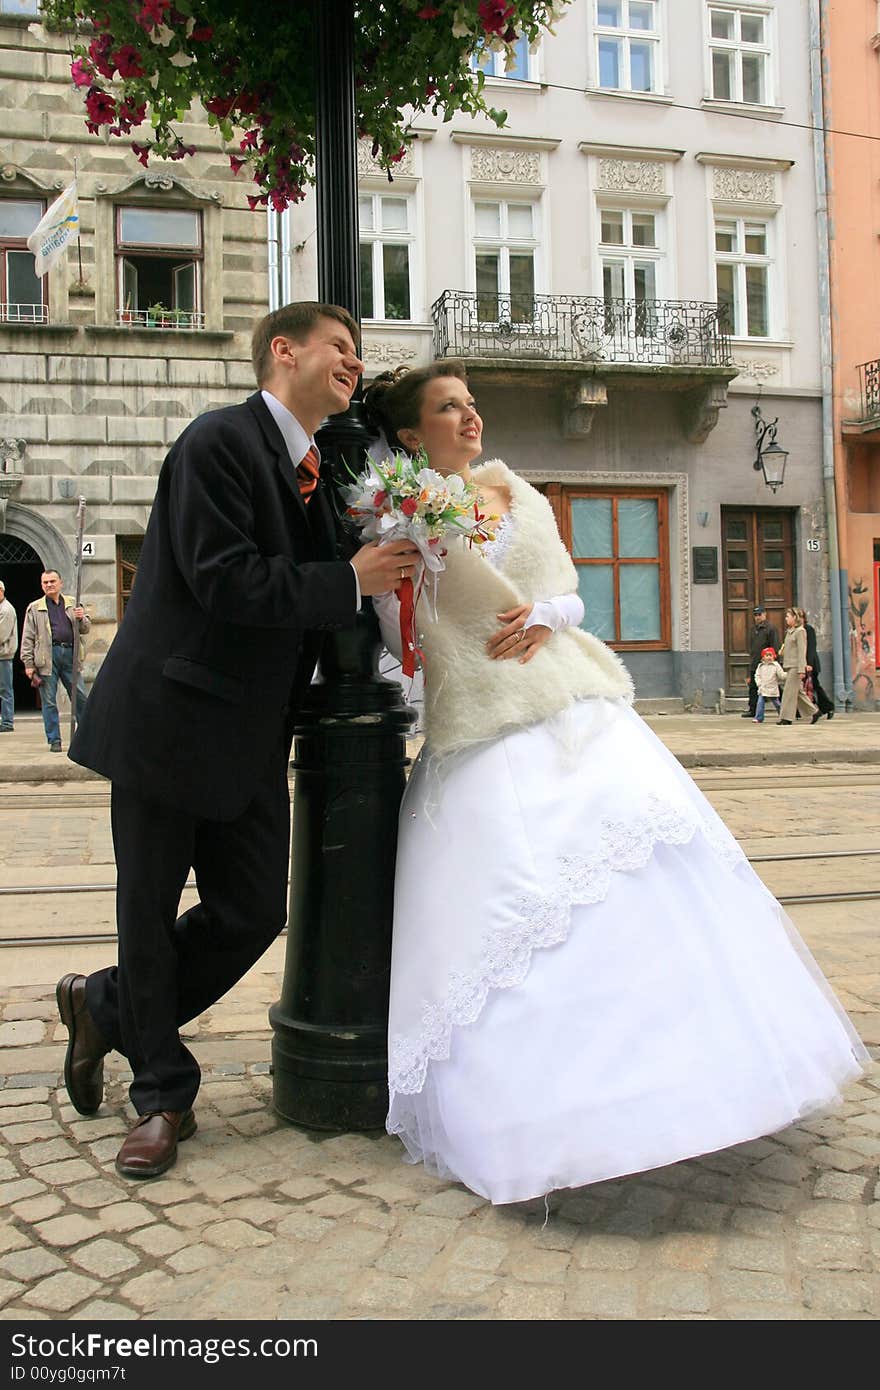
[27,181,79,278]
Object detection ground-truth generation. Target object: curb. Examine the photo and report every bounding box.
[1,748,879,784]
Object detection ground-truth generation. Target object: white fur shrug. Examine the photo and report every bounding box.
[416,459,633,758]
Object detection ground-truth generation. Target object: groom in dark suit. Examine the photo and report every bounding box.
[60,302,419,1177]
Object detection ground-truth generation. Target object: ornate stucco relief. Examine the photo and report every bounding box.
[470,146,542,183]
[712,167,776,204]
[597,159,664,194]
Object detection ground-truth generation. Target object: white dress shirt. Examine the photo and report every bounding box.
[261,389,360,608]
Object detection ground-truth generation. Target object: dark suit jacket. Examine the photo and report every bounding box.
[70,393,356,820]
[749,619,780,673]
[804,622,821,676]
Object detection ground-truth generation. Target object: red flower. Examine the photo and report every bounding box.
[204,95,235,119]
[136,0,169,32]
[85,87,117,126]
[478,0,514,37]
[373,490,387,508]
[113,45,145,79]
[130,142,151,167]
[228,155,246,175]
[417,5,442,15]
[239,129,259,151]
[191,24,213,40]
[70,58,93,88]
[87,34,116,79]
[401,497,418,517]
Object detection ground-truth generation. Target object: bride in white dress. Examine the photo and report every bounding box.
[364,364,867,1207]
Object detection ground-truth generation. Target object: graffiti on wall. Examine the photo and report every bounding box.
[848,578,876,704]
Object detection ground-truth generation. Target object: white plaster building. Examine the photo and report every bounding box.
[289,0,828,704]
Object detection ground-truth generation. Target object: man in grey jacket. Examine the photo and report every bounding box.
[0,579,17,732]
[20,570,90,751]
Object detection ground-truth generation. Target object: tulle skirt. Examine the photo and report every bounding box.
[386,699,866,1205]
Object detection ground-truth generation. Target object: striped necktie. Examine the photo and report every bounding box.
[297,444,320,502]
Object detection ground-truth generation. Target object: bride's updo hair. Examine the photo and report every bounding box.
[363,362,469,453]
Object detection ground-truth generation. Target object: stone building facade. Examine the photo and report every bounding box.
[0,4,268,716]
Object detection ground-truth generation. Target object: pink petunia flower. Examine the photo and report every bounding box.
[70,58,93,89]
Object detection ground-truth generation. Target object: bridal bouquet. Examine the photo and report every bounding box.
[344,447,494,677]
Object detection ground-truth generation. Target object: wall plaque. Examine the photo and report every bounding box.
[692,546,719,584]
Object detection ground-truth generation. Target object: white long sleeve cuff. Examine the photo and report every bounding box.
[523,591,585,633]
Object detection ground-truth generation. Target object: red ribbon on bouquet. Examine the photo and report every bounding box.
[398,573,425,678]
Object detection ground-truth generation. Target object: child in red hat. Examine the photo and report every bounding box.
[753,645,786,722]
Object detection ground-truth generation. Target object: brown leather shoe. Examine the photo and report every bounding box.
[115,1109,197,1178]
[56,973,109,1116]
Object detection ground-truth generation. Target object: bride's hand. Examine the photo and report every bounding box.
[487,605,552,664]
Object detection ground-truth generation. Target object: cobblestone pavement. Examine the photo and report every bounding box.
[1,718,879,1320]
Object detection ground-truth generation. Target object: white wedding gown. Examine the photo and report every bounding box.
[379,528,867,1206]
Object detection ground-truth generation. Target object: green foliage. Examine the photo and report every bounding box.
[42,0,570,208]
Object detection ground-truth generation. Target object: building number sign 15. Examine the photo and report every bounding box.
[806,538,821,552]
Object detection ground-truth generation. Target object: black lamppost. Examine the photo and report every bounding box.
[269,0,416,1131]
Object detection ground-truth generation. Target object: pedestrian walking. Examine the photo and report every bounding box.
[743,605,780,718]
[778,607,820,725]
[58,302,420,1180]
[753,645,785,722]
[0,578,17,732]
[20,570,90,751]
[796,607,835,719]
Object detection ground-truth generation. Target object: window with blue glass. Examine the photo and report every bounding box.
[594,0,662,94]
[471,33,533,81]
[564,488,670,647]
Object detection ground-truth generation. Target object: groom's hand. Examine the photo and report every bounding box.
[352,539,421,596]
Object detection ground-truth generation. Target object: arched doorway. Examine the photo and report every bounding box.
[0,533,44,712]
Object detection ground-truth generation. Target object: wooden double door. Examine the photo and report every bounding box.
[722,508,795,692]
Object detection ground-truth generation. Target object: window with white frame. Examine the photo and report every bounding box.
[599,207,664,327]
[359,193,415,321]
[471,32,535,81]
[594,0,662,94]
[708,5,772,104]
[0,0,40,14]
[116,206,203,328]
[473,199,539,323]
[714,216,772,337]
[0,200,46,323]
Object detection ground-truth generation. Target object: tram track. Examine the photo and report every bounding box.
[1,849,878,949]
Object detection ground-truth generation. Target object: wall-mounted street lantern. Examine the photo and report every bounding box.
[751,403,788,492]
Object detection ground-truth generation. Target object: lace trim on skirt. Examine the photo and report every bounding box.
[388,794,746,1101]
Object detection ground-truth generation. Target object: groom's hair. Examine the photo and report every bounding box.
[252,302,360,384]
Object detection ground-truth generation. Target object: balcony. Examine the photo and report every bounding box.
[431,291,738,441]
[116,308,205,330]
[0,302,49,324]
[841,359,880,441]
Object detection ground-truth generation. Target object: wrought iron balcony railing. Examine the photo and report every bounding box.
[857,358,880,420]
[0,302,49,324]
[432,291,732,369]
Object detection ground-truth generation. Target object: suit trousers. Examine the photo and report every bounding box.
[779,673,818,723]
[86,738,291,1114]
